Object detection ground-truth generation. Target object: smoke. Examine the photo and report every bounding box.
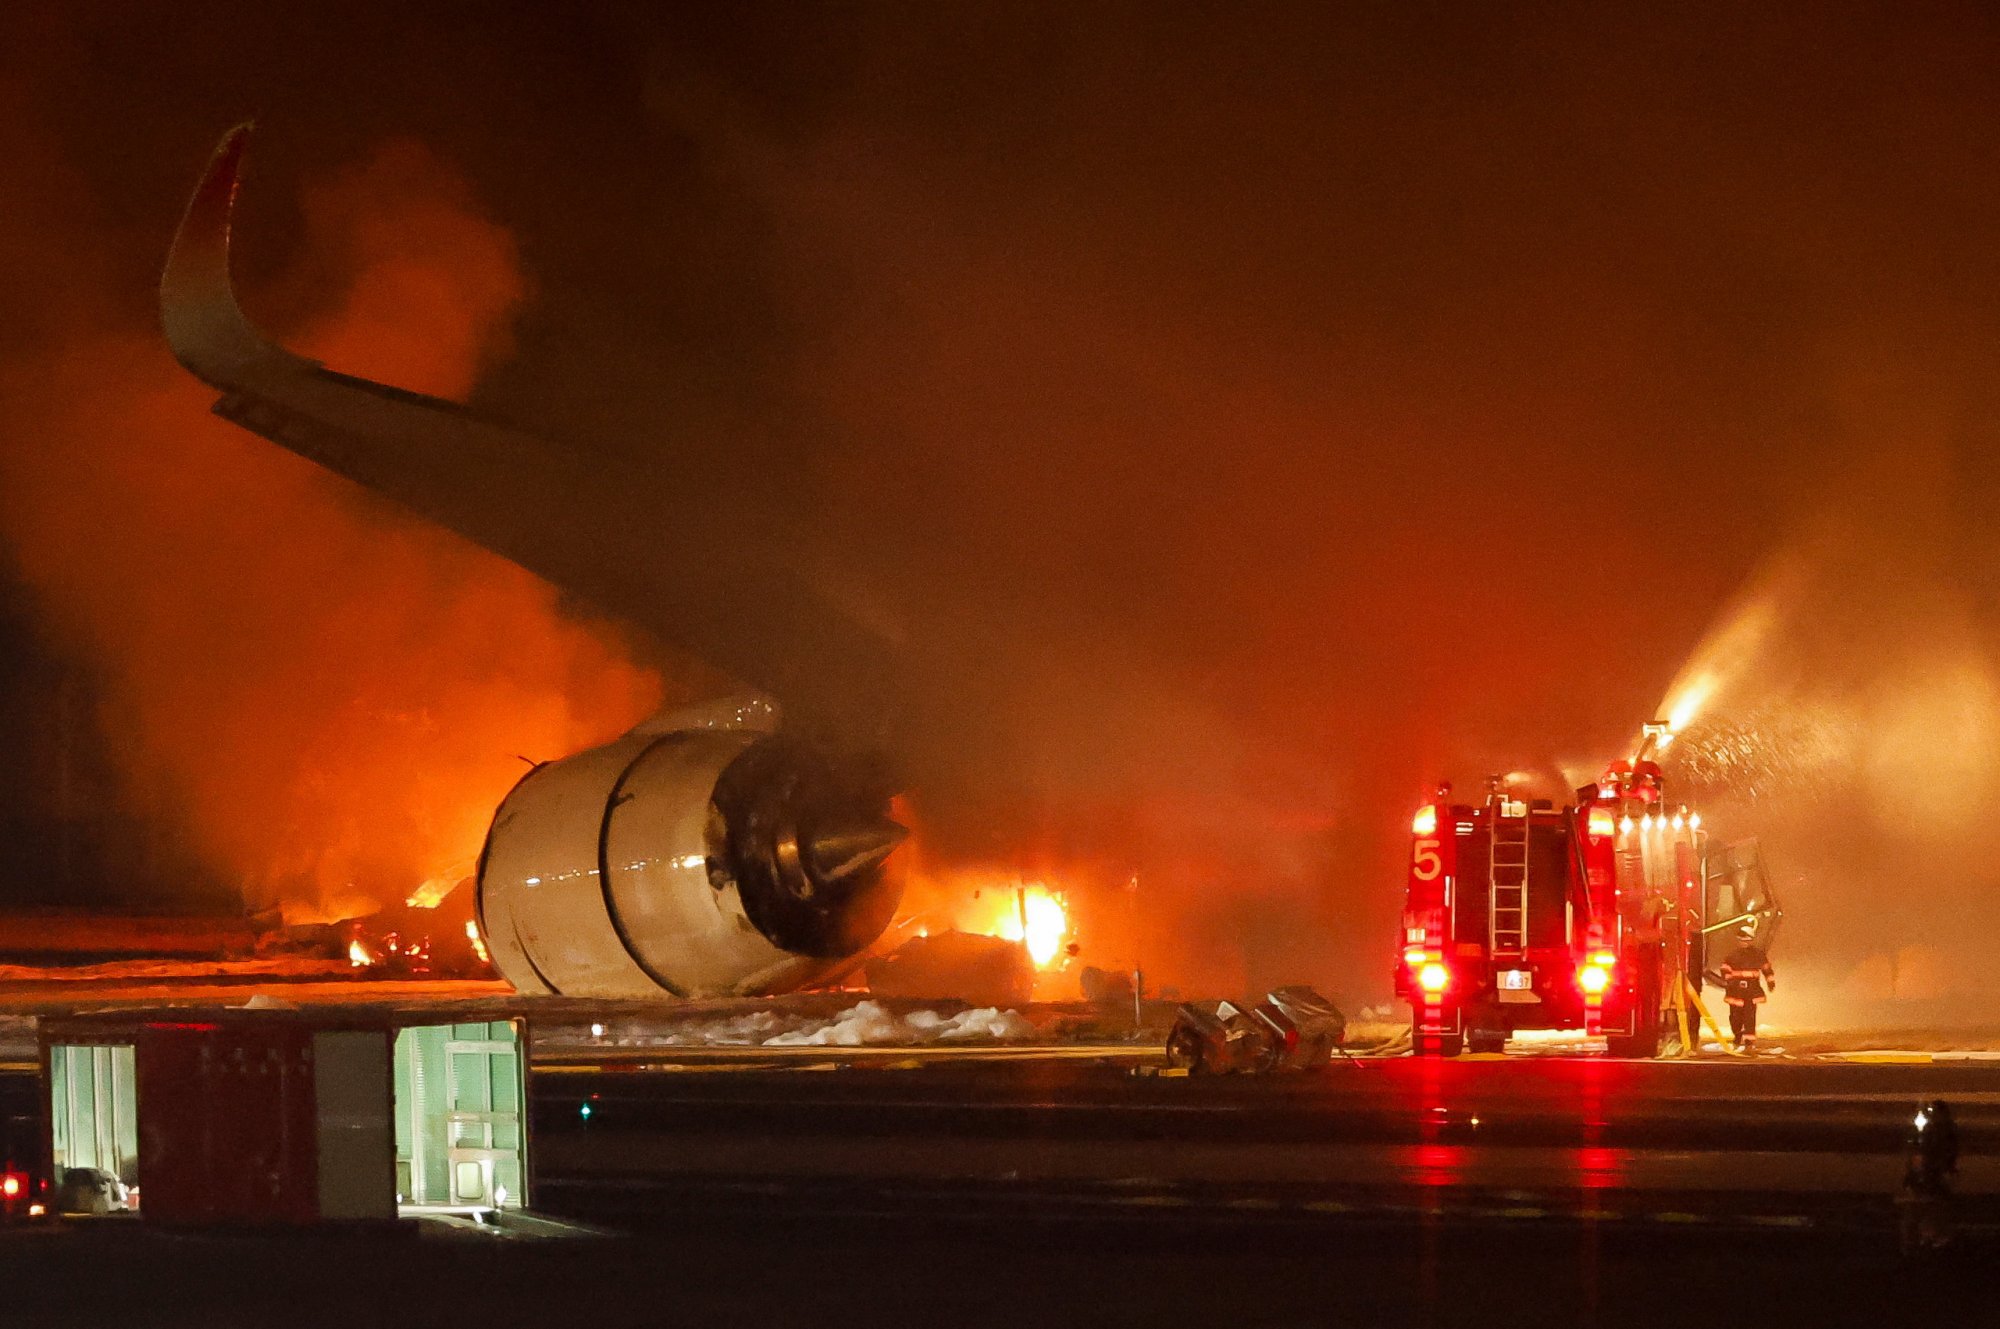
[0,120,664,922]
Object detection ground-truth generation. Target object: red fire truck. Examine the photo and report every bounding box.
[1394,744,1720,1057]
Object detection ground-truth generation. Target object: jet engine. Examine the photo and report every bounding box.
[476,711,905,999]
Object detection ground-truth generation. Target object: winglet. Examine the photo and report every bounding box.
[161,123,307,389]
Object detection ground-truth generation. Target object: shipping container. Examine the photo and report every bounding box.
[39,1009,528,1226]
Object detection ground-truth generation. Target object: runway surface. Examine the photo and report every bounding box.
[531,1054,2000,1230]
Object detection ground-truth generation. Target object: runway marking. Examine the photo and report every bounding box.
[1818,1051,2000,1064]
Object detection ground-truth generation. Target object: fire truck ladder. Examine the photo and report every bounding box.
[1489,811,1530,955]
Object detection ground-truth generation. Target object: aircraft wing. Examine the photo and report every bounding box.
[161,126,907,764]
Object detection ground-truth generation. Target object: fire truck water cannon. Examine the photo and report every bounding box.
[1395,731,1775,1058]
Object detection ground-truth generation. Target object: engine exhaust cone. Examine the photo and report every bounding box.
[806,816,909,885]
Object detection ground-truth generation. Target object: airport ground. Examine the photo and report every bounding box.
[3,981,1999,1326]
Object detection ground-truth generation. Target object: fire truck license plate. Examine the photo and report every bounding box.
[1497,970,1538,1001]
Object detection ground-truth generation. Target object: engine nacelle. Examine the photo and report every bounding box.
[475,717,904,999]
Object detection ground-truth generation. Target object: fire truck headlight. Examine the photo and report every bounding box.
[1579,963,1613,995]
[1412,805,1437,836]
[1418,962,1451,993]
[1587,808,1615,838]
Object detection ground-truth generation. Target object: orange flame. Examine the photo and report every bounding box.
[962,882,1070,969]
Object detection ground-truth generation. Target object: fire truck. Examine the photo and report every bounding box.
[1394,731,1776,1057]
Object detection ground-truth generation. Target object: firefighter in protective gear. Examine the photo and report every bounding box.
[1719,925,1775,1051]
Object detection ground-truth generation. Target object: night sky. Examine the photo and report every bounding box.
[6,4,2000,1004]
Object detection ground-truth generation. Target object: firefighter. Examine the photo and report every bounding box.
[1719,924,1775,1051]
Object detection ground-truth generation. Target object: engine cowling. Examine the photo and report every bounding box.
[475,717,904,999]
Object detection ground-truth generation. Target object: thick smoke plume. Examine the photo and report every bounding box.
[0,127,663,922]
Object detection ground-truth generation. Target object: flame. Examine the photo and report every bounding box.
[405,873,465,911]
[975,884,1070,968]
[465,919,489,965]
[347,938,373,968]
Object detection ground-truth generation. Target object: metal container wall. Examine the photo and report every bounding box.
[131,1021,395,1226]
[135,1022,320,1225]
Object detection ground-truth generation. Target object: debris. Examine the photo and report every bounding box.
[865,930,1035,1007]
[1164,987,1345,1074]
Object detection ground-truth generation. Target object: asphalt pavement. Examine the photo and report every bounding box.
[530,1054,2000,1229]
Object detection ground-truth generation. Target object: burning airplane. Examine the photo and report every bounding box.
[161,127,910,998]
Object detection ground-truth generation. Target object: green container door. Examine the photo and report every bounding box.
[49,1044,139,1186]
[393,1021,525,1209]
